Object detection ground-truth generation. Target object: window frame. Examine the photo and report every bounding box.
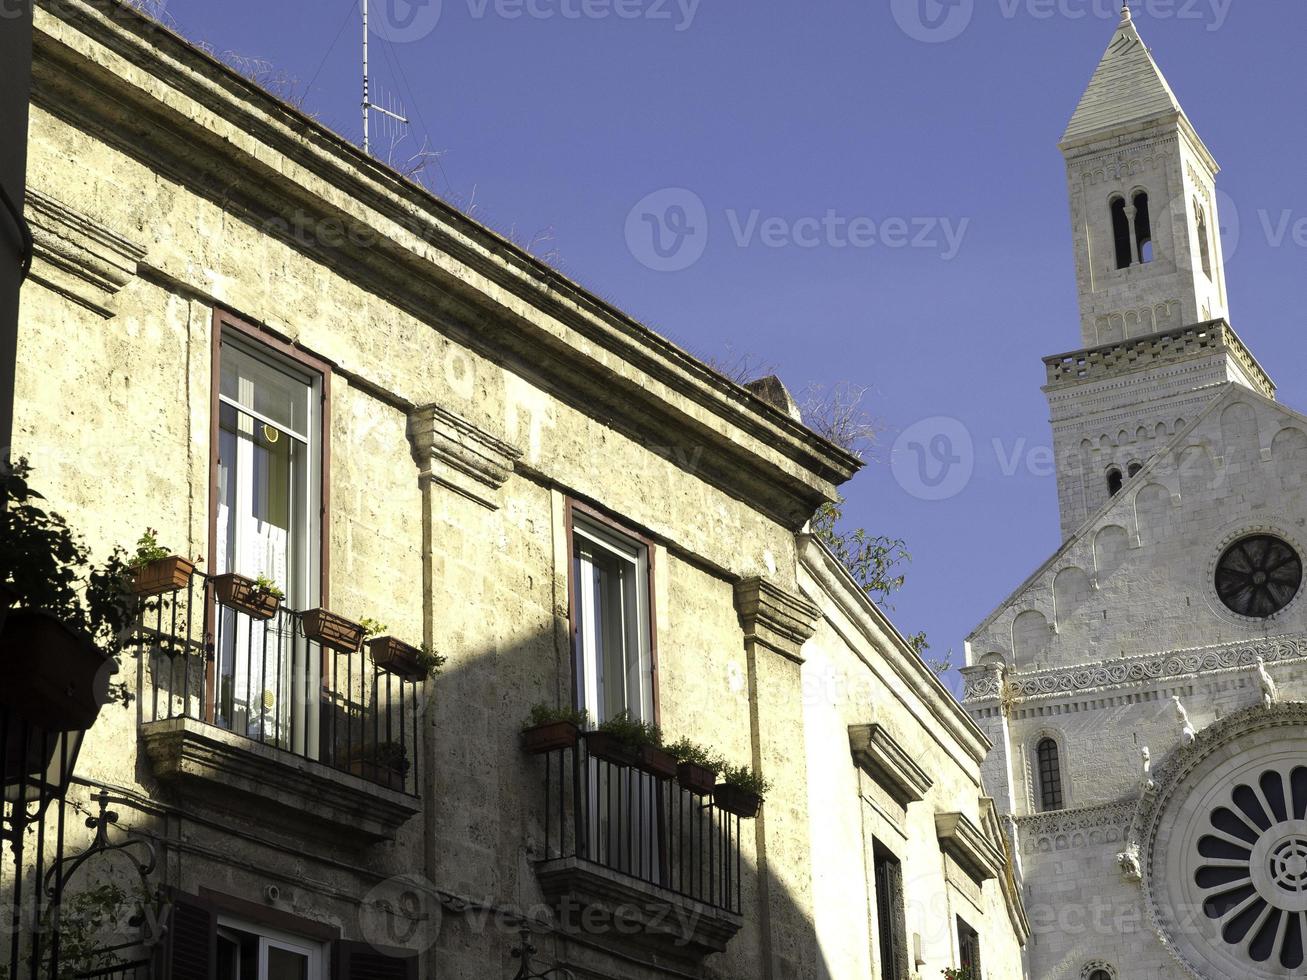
[209,308,332,609]
[1036,736,1065,812]
[957,916,982,978]
[564,499,660,725]
[871,839,909,980]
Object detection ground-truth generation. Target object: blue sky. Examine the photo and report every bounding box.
[155,0,1307,692]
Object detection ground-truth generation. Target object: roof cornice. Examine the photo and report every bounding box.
[31,0,861,529]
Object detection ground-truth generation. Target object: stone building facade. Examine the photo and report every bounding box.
[963,9,1307,980]
[6,1,1027,978]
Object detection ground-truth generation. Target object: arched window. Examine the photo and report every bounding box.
[1110,196,1132,269]
[1037,738,1064,811]
[1107,468,1124,496]
[1196,203,1213,279]
[1088,971,1113,980]
[1127,461,1142,478]
[1134,191,1153,263]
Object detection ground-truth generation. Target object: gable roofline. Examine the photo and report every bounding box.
[964,382,1305,647]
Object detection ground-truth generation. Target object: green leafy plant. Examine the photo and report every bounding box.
[943,969,977,980]
[665,737,720,770]
[719,763,771,798]
[597,710,663,749]
[128,528,171,569]
[417,643,446,678]
[359,617,387,638]
[42,881,145,979]
[811,494,929,659]
[252,574,284,600]
[0,460,137,669]
[375,740,410,775]
[527,703,590,729]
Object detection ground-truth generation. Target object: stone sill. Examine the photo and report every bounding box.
[140,717,420,844]
[534,856,744,957]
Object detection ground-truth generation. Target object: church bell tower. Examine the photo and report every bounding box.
[1046,4,1275,538]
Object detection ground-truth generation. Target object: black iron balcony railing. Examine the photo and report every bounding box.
[135,571,421,795]
[537,740,743,915]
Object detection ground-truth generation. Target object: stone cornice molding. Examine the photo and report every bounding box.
[31,0,861,530]
[799,534,991,766]
[733,577,817,664]
[407,403,522,510]
[966,633,1307,704]
[25,187,144,316]
[935,811,1004,883]
[848,724,934,806]
[1014,800,1135,854]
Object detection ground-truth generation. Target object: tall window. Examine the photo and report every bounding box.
[1196,203,1213,279]
[213,318,326,753]
[571,511,654,725]
[1107,468,1124,497]
[1110,196,1132,270]
[1037,737,1064,812]
[957,918,982,978]
[1134,191,1153,263]
[873,842,909,980]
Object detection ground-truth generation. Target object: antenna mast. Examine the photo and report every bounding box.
[361,0,409,156]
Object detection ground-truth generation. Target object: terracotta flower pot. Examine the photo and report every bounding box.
[584,731,641,769]
[369,636,425,681]
[714,784,763,819]
[303,608,365,653]
[521,720,580,755]
[212,573,280,621]
[130,555,195,597]
[0,610,109,732]
[677,761,719,795]
[637,745,678,780]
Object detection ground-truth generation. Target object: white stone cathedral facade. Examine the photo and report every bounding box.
[961,8,1307,980]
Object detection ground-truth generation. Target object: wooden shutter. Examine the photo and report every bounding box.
[333,940,418,980]
[165,893,216,980]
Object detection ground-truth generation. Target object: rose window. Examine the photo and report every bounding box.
[1214,535,1303,618]
[1193,765,1307,970]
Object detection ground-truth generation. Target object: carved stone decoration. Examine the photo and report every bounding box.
[1016,801,1134,856]
[24,188,144,316]
[407,403,522,510]
[1172,695,1196,747]
[961,662,1004,702]
[1140,745,1154,793]
[994,633,1307,701]
[733,577,818,664]
[1256,655,1279,707]
[1133,702,1307,980]
[1117,843,1142,883]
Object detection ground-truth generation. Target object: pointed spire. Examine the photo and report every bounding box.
[1061,10,1186,146]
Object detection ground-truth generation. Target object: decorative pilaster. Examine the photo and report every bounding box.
[732,577,818,665]
[406,403,522,511]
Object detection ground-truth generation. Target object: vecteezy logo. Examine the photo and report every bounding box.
[1215,187,1241,263]
[890,0,974,43]
[371,0,443,43]
[359,874,443,955]
[625,188,709,272]
[891,417,974,501]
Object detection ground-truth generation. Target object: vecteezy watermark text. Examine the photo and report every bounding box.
[890,0,1233,44]
[625,188,969,272]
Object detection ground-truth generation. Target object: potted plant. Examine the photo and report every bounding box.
[302,607,366,653]
[126,529,197,597]
[585,711,677,779]
[714,763,771,819]
[0,460,136,743]
[943,969,977,980]
[368,622,446,682]
[666,737,721,795]
[521,703,588,754]
[212,572,282,621]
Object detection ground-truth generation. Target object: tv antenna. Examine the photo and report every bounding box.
[361,0,410,154]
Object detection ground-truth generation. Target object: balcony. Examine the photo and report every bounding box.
[531,738,745,957]
[134,571,422,843]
